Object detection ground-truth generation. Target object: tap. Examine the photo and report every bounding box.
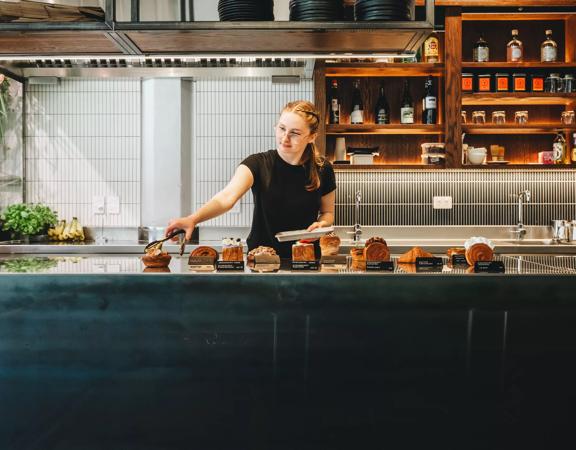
[510,190,531,240]
[347,190,363,244]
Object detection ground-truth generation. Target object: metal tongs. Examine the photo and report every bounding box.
[144,229,186,256]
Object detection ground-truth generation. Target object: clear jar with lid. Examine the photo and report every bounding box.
[491,111,506,124]
[561,110,575,125]
[514,111,528,125]
[472,111,486,124]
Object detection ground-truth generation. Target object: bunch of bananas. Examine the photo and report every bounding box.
[48,217,85,241]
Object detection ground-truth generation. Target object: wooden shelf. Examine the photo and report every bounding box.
[462,62,576,69]
[462,93,576,105]
[462,125,576,134]
[326,124,444,135]
[462,12,574,21]
[325,63,444,77]
[333,164,445,170]
[463,164,576,169]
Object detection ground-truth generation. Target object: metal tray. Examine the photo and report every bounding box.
[275,227,335,242]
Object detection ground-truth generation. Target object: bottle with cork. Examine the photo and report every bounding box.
[423,33,439,63]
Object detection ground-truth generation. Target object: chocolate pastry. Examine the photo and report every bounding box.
[465,243,494,265]
[319,233,341,256]
[397,246,434,264]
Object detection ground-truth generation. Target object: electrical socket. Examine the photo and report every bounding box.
[92,196,105,215]
[107,196,120,215]
[433,196,453,209]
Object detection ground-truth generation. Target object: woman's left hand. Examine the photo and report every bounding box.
[306,221,325,232]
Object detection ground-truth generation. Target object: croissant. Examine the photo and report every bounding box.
[319,233,341,256]
[364,242,390,262]
[397,247,434,264]
[397,263,417,274]
[465,243,494,265]
[190,246,218,260]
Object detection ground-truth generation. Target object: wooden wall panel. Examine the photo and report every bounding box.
[445,7,462,168]
[0,32,120,55]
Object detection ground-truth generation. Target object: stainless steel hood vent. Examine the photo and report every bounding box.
[1,57,314,80]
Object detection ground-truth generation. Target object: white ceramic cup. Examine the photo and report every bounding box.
[468,147,487,165]
[335,137,347,161]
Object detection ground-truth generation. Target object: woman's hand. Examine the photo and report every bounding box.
[306,221,326,232]
[166,216,196,241]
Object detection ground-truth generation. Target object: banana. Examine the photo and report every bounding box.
[75,218,85,241]
[61,220,72,240]
[52,220,66,241]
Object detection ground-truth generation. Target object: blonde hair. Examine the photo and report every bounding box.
[281,100,325,191]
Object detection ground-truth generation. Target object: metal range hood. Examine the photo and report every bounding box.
[1,56,315,80]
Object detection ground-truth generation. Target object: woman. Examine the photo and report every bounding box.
[165,100,336,259]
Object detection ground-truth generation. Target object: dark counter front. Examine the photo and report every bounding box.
[1,262,576,449]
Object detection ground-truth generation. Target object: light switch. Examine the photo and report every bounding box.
[433,196,453,210]
[107,196,120,215]
[92,196,105,215]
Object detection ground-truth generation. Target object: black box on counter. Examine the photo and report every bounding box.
[416,257,444,273]
[451,254,469,266]
[291,260,319,271]
[474,261,505,273]
[216,260,245,271]
[366,260,394,272]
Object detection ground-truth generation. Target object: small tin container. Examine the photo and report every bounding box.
[513,73,527,92]
[495,73,510,92]
[477,74,492,92]
[530,74,545,92]
[462,73,474,93]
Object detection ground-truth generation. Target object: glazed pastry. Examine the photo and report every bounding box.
[446,247,466,259]
[397,246,434,264]
[363,237,390,261]
[465,243,494,265]
[247,246,278,265]
[350,247,366,271]
[292,241,316,262]
[141,247,172,268]
[319,232,341,256]
[397,263,417,274]
[221,238,244,261]
[190,246,218,261]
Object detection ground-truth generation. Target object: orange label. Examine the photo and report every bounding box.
[514,77,526,91]
[497,77,509,91]
[532,78,544,91]
[478,77,491,92]
[462,77,473,91]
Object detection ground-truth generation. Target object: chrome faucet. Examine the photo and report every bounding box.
[347,190,363,245]
[510,190,531,240]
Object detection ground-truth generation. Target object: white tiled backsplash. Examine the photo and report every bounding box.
[25,79,141,227]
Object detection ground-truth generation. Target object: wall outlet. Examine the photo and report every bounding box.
[433,196,453,209]
[92,196,105,215]
[107,196,120,215]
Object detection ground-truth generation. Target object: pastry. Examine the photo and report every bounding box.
[141,247,172,268]
[397,263,417,274]
[350,247,366,271]
[319,232,341,256]
[221,238,244,261]
[447,247,466,259]
[363,237,390,261]
[397,246,434,264]
[247,246,278,265]
[465,243,494,265]
[190,246,218,261]
[292,241,316,261]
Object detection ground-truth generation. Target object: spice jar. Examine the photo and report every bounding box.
[561,111,575,125]
[495,73,510,92]
[477,74,492,92]
[462,73,474,93]
[530,74,545,92]
[545,73,564,93]
[564,74,574,93]
[491,111,506,125]
[461,110,467,124]
[472,111,486,124]
[514,111,528,125]
[512,73,527,92]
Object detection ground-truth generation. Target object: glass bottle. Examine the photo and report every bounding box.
[541,29,558,62]
[473,36,489,63]
[424,33,439,63]
[507,29,523,62]
[328,79,340,124]
[422,76,437,124]
[374,82,390,125]
[400,79,414,124]
[350,79,364,125]
[552,132,566,165]
[572,132,576,164]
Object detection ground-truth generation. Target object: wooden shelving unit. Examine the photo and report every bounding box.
[326,124,444,135]
[325,63,444,77]
[463,125,576,134]
[462,62,576,69]
[462,93,576,106]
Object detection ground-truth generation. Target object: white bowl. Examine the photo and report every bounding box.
[468,148,487,165]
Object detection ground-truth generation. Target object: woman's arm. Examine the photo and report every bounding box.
[307,190,336,231]
[167,165,254,241]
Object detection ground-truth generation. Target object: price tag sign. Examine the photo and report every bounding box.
[474,261,505,273]
[188,255,217,271]
[291,260,319,271]
[216,261,245,271]
[451,254,469,266]
[366,260,394,272]
[416,257,443,273]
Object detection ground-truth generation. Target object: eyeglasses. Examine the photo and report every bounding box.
[275,125,309,142]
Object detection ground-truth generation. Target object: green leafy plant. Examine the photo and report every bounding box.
[0,74,10,143]
[1,203,58,237]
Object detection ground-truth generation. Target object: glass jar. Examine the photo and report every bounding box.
[491,111,506,124]
[461,110,467,124]
[545,73,564,93]
[514,111,529,125]
[561,110,575,125]
[564,74,574,93]
[472,110,486,124]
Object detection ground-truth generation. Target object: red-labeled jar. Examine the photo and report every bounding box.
[530,74,545,92]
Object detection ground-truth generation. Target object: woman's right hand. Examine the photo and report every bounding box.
[166,216,196,242]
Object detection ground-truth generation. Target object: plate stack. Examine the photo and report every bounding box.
[289,0,344,21]
[354,0,414,21]
[218,0,274,21]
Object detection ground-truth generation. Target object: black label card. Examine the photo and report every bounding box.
[474,261,505,273]
[291,260,319,271]
[320,255,347,266]
[451,254,469,266]
[416,257,443,268]
[366,260,394,272]
[216,261,245,271]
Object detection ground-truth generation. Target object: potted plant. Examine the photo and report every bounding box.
[0,203,58,242]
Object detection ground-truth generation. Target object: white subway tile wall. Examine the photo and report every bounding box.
[192,78,314,227]
[25,79,141,227]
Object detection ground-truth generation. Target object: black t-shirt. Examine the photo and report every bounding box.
[241,149,336,258]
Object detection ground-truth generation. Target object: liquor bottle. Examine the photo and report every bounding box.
[328,79,340,124]
[350,79,364,125]
[552,132,566,165]
[400,79,414,124]
[541,29,558,63]
[374,82,390,124]
[572,132,576,164]
[507,29,523,62]
[422,76,437,124]
[473,36,489,63]
[423,33,439,63]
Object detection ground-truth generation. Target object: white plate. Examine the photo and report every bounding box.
[275,227,335,242]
